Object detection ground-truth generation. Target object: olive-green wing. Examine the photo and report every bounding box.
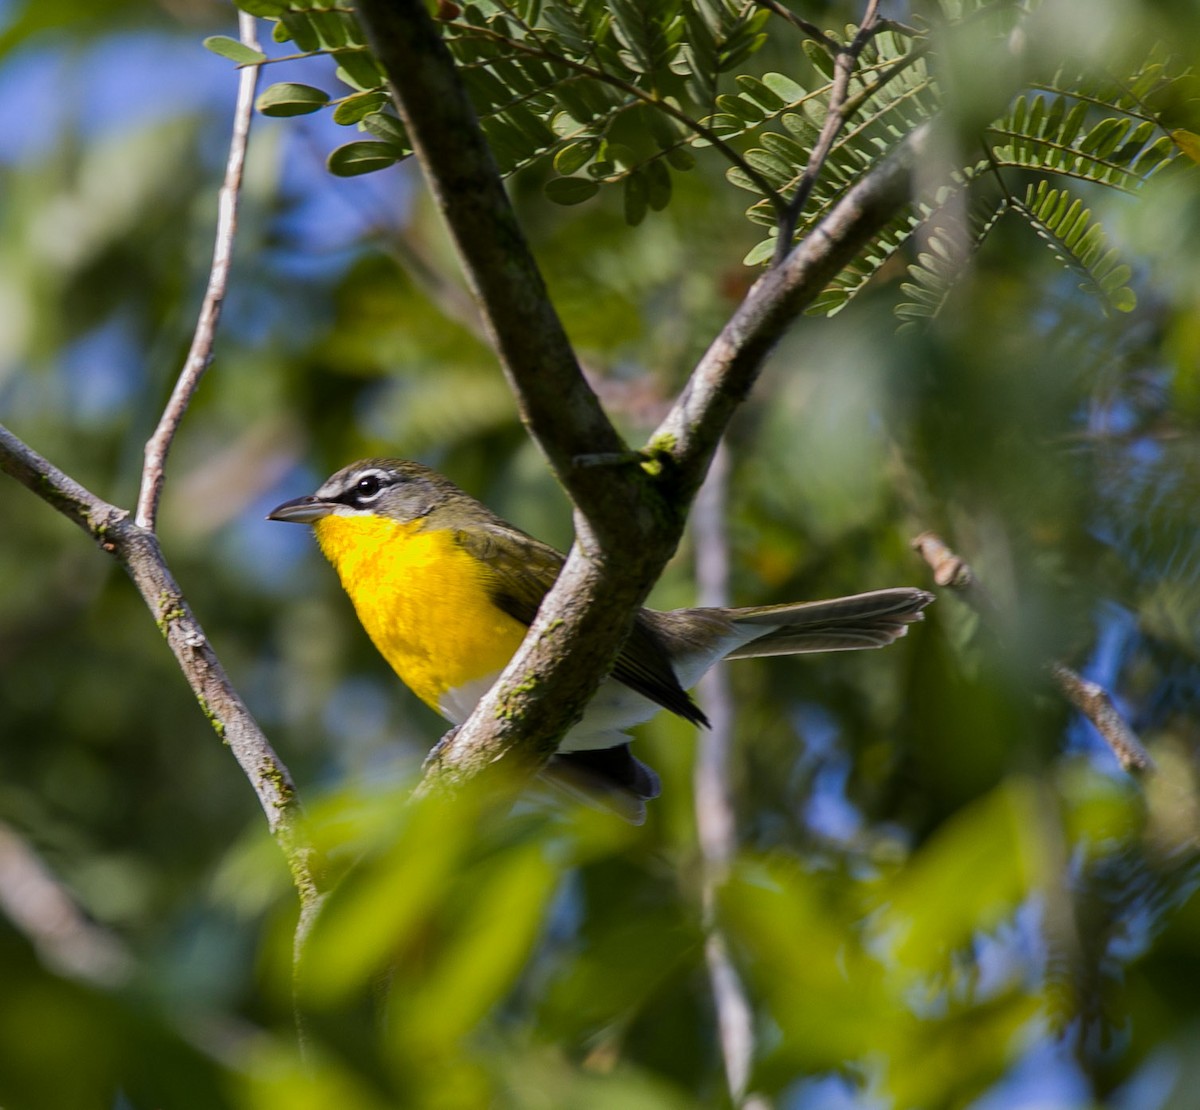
[451,523,706,727]
[450,519,562,625]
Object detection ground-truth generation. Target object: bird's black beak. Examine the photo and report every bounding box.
[266,494,335,524]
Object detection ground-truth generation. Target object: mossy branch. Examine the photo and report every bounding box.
[354,0,929,794]
[0,423,327,908]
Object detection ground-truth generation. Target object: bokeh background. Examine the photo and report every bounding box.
[1,1,1199,1107]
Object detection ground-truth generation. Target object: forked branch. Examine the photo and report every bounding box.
[0,425,325,903]
[353,0,927,789]
[0,13,325,917]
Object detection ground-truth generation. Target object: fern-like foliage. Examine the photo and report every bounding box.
[895,198,1008,325]
[214,0,1198,322]
[894,177,1139,327]
[1014,180,1138,312]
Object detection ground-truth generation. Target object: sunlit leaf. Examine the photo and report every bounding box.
[201,35,265,65]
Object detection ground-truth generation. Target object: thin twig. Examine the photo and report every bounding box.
[911,530,1153,774]
[0,423,327,911]
[911,530,1000,618]
[693,443,766,1108]
[1049,663,1153,773]
[773,0,882,265]
[879,18,921,37]
[136,12,262,530]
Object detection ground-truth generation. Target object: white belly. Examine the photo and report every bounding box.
[438,671,697,752]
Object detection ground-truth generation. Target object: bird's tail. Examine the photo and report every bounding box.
[540,744,661,825]
[723,587,934,659]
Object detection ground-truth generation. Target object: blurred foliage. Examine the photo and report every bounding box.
[1,0,1200,1108]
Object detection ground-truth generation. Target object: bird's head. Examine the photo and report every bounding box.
[267,458,465,527]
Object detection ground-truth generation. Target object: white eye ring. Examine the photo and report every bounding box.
[353,472,386,500]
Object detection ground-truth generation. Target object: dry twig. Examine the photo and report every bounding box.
[912,531,1153,774]
[755,0,840,52]
[1049,663,1153,774]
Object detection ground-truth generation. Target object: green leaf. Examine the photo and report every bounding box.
[543,176,599,205]
[1018,180,1138,313]
[803,37,836,79]
[279,11,321,52]
[332,48,385,93]
[762,71,806,103]
[715,92,764,124]
[201,36,266,65]
[743,236,777,266]
[553,139,599,175]
[736,74,786,112]
[882,781,1038,971]
[256,82,331,117]
[360,112,407,147]
[389,842,559,1053]
[759,130,807,165]
[697,112,742,140]
[1172,128,1200,163]
[309,9,348,49]
[1108,285,1137,312]
[1080,117,1128,158]
[332,91,389,126]
[744,148,793,187]
[665,146,695,171]
[327,140,403,176]
[644,159,671,210]
[623,170,648,225]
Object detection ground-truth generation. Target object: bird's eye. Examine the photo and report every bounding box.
[354,474,383,499]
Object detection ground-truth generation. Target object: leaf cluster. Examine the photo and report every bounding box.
[207,1,1198,326]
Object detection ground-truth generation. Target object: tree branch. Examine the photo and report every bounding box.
[354,0,633,520]
[355,0,685,786]
[136,12,261,531]
[0,424,326,909]
[353,0,928,791]
[655,121,929,503]
[911,531,1153,774]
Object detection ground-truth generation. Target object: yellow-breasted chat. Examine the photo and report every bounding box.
[268,458,933,821]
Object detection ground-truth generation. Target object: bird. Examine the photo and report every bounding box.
[268,459,933,822]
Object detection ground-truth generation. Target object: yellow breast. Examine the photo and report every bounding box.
[313,514,527,715]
